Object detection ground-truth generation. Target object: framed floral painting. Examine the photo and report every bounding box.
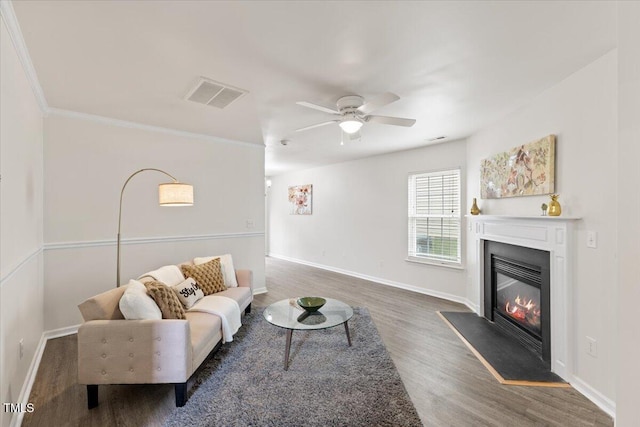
[480,135,556,199]
[288,184,312,215]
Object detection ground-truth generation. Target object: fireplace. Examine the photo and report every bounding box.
[484,240,551,363]
[471,215,576,380]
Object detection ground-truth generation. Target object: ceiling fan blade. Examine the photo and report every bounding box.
[365,115,416,127]
[296,101,340,115]
[357,92,400,115]
[295,120,339,132]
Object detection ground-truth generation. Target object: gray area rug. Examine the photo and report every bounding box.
[163,307,422,427]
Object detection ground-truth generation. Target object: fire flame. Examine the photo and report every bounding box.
[504,295,540,326]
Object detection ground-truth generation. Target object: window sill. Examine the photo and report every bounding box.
[405,257,465,270]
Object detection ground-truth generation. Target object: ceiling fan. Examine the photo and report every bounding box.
[295,92,416,137]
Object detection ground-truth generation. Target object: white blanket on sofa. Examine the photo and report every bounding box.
[188,296,241,343]
[138,265,184,286]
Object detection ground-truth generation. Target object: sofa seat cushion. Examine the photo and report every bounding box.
[214,287,252,312]
[185,311,223,370]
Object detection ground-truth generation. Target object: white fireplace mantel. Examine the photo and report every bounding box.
[468,215,580,381]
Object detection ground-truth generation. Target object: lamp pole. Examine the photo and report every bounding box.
[117,168,191,287]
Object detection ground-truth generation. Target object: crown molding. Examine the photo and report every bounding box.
[1,0,263,149]
[47,108,264,149]
[0,0,49,113]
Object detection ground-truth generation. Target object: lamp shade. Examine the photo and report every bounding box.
[338,118,363,134]
[158,182,194,206]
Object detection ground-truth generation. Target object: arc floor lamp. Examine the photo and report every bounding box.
[117,168,194,287]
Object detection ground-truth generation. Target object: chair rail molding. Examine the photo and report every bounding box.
[44,231,265,251]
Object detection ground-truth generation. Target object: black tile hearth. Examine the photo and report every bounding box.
[439,311,566,385]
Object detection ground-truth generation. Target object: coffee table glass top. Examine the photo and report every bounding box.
[263,298,353,331]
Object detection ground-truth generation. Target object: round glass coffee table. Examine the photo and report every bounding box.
[263,298,354,370]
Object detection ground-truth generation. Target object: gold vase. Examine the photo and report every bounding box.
[470,198,481,215]
[548,194,561,216]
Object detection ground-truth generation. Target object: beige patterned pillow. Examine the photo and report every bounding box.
[171,277,204,309]
[144,281,186,320]
[181,258,226,295]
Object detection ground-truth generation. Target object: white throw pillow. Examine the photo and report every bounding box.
[119,279,162,320]
[171,277,204,309]
[193,254,238,287]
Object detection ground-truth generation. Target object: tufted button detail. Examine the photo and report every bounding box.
[155,351,160,356]
[156,367,161,371]
[129,368,134,372]
[129,337,134,342]
[101,370,106,375]
[102,339,107,344]
[129,353,134,358]
[101,353,107,359]
[155,337,161,341]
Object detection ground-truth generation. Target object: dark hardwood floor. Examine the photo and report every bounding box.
[22,257,613,426]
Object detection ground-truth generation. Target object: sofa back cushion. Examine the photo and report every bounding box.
[78,286,127,321]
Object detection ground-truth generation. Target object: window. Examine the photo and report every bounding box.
[408,168,461,266]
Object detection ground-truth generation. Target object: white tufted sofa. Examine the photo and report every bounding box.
[76,266,252,408]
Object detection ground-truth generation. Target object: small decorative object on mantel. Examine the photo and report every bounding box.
[541,203,548,216]
[548,194,562,216]
[470,198,481,215]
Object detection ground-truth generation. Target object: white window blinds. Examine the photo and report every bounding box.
[408,169,461,265]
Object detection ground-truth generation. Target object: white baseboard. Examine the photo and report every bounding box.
[462,299,478,313]
[268,253,473,310]
[570,375,616,420]
[253,286,268,295]
[11,335,47,427]
[11,325,80,427]
[44,324,80,340]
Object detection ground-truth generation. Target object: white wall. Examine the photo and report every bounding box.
[466,51,618,408]
[616,3,640,426]
[43,114,266,330]
[0,15,44,427]
[268,140,468,303]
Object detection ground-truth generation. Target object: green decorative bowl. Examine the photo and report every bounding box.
[297,297,326,312]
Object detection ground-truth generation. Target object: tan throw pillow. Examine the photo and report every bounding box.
[181,258,226,295]
[193,254,238,287]
[144,281,186,320]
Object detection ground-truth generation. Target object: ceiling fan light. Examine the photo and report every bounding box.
[339,119,363,134]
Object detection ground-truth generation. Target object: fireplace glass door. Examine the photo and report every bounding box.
[495,272,541,338]
[484,241,551,362]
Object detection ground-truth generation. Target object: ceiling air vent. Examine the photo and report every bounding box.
[185,77,247,109]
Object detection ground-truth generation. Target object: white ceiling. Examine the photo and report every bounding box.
[12,1,617,176]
